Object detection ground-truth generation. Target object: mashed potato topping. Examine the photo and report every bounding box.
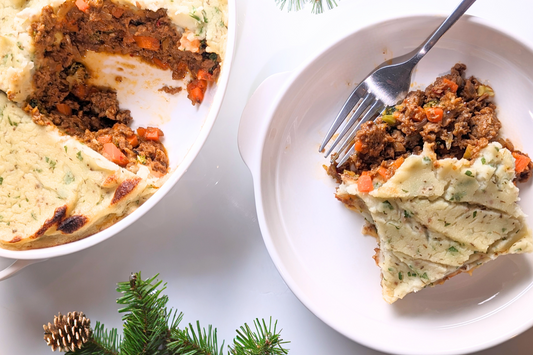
[337,142,532,303]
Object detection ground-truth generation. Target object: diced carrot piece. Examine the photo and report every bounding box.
[393,156,405,169]
[153,58,169,70]
[56,103,72,116]
[145,127,164,142]
[72,84,88,99]
[512,151,531,174]
[137,127,146,138]
[75,0,90,12]
[187,79,207,105]
[443,78,458,93]
[133,36,160,51]
[102,143,128,166]
[377,166,390,180]
[354,140,363,152]
[425,107,444,123]
[357,174,373,193]
[127,135,139,147]
[97,135,113,144]
[197,69,214,82]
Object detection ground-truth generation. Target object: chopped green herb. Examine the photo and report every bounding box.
[448,246,458,253]
[64,146,68,153]
[444,222,451,227]
[383,200,394,210]
[402,189,409,193]
[473,211,477,218]
[63,171,75,185]
[31,212,37,220]
[0,177,3,185]
[502,228,507,233]
[76,151,83,161]
[450,191,466,202]
[137,155,147,165]
[465,170,473,177]
[404,210,413,218]
[495,146,500,152]
[398,272,403,281]
[16,41,24,50]
[7,116,17,126]
[388,267,394,272]
[423,156,431,163]
[481,157,487,165]
[421,272,429,280]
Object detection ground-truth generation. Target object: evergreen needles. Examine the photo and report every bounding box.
[275,0,339,13]
[44,272,289,355]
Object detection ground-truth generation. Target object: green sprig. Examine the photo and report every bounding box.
[276,0,339,13]
[47,272,289,355]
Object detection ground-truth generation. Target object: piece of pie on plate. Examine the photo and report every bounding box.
[328,64,533,303]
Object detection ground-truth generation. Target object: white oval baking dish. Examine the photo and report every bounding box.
[238,15,533,355]
[0,0,236,280]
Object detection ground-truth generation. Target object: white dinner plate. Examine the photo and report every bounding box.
[239,15,533,355]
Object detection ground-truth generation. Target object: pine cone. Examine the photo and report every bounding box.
[43,311,92,352]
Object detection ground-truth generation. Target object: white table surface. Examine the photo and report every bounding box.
[1,0,533,354]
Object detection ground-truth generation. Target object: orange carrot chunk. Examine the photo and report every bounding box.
[512,151,531,174]
[102,143,128,166]
[75,0,90,12]
[357,174,373,193]
[56,103,72,116]
[377,166,390,180]
[425,107,444,123]
[393,156,405,169]
[354,140,364,152]
[137,127,146,138]
[145,127,164,142]
[127,135,139,147]
[197,69,214,82]
[133,36,160,51]
[153,58,169,70]
[187,79,207,105]
[97,135,112,144]
[443,78,458,93]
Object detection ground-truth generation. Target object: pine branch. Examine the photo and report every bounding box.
[166,321,224,355]
[43,272,290,355]
[117,273,172,355]
[275,0,339,13]
[230,318,289,355]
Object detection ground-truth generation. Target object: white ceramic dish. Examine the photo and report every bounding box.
[0,1,235,279]
[238,15,533,355]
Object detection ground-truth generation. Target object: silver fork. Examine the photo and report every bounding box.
[320,0,476,166]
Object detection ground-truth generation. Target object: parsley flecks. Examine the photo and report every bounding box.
[31,212,37,220]
[481,157,487,165]
[402,189,409,193]
[444,221,451,227]
[64,146,68,153]
[448,246,458,253]
[76,151,83,161]
[502,228,507,233]
[404,210,413,218]
[383,200,394,210]
[473,211,477,218]
[0,177,3,185]
[398,272,403,281]
[388,268,394,272]
[63,171,75,185]
[421,272,429,280]
[450,191,466,202]
[465,170,473,177]
[423,156,431,163]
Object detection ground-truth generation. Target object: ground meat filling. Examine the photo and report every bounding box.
[28,0,221,174]
[329,64,533,183]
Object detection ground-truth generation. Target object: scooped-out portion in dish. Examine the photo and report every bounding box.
[328,64,533,304]
[0,0,228,249]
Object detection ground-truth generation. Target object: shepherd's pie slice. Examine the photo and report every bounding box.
[336,142,532,303]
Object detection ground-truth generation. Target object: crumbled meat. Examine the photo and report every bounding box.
[27,0,221,175]
[329,64,532,183]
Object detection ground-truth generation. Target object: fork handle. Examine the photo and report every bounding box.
[409,0,477,66]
